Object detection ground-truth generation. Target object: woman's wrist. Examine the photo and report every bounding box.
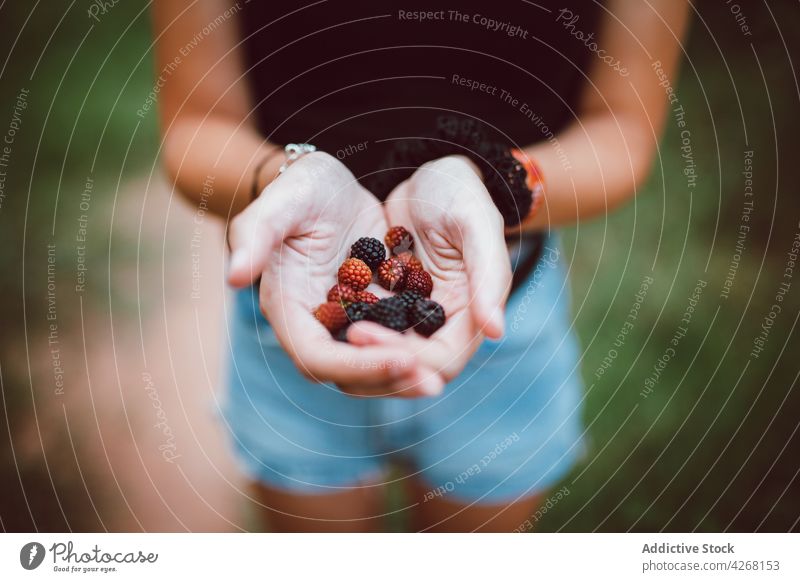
[505,144,555,233]
[251,143,321,201]
[251,146,286,201]
[376,116,545,227]
[509,149,545,223]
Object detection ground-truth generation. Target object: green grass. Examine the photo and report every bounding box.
[542,0,800,531]
[0,0,156,531]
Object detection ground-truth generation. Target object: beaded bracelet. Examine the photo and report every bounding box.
[510,148,545,221]
[249,143,317,201]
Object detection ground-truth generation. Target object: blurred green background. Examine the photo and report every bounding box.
[0,1,798,531]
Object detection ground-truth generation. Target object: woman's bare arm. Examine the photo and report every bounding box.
[153,0,283,217]
[516,0,691,231]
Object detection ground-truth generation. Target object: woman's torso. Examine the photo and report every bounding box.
[238,0,601,190]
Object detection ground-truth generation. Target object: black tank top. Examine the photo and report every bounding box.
[239,0,602,194]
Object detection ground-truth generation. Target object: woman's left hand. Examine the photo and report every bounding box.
[349,155,512,389]
[227,151,435,397]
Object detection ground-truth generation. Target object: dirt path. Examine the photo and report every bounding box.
[36,176,251,531]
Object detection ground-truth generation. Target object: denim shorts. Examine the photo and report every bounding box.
[220,236,585,504]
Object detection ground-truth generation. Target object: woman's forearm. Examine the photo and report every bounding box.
[153,0,277,219]
[514,112,656,233]
[163,108,655,226]
[162,116,285,218]
[511,0,689,233]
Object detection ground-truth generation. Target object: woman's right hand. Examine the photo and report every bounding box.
[227,151,444,397]
[349,155,511,388]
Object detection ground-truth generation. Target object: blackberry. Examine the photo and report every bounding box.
[354,290,379,304]
[345,301,372,324]
[396,290,424,311]
[395,250,423,272]
[333,327,350,343]
[377,257,407,291]
[482,155,532,225]
[314,301,348,332]
[327,284,357,305]
[365,296,409,332]
[405,269,433,296]
[385,226,414,254]
[338,258,372,291]
[350,237,386,270]
[409,299,446,337]
[474,142,508,178]
[436,115,488,147]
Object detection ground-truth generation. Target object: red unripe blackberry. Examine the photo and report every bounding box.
[404,269,433,296]
[349,237,386,270]
[409,299,446,337]
[377,257,407,291]
[354,290,379,304]
[395,250,423,272]
[314,301,348,332]
[338,258,372,291]
[327,284,357,305]
[366,296,410,332]
[385,226,414,254]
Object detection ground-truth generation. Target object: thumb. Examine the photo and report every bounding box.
[227,193,286,288]
[462,215,511,339]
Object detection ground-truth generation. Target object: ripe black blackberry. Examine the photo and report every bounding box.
[409,299,446,337]
[482,155,532,225]
[333,327,350,343]
[395,290,424,311]
[345,301,372,324]
[350,237,386,270]
[365,296,409,332]
[435,115,488,152]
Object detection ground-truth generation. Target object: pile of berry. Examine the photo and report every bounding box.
[314,226,446,342]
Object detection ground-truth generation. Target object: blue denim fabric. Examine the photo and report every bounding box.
[220,237,585,503]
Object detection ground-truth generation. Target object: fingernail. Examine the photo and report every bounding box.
[492,312,505,337]
[229,249,247,275]
[420,375,445,396]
